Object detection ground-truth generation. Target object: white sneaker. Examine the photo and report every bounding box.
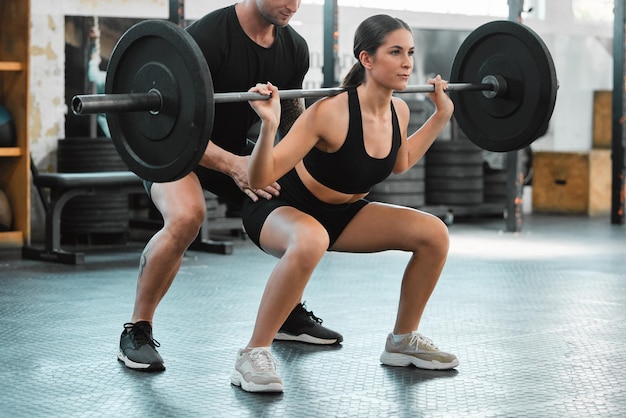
[231,347,283,392]
[380,332,459,370]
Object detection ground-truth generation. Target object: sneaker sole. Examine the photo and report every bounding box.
[117,350,166,372]
[230,370,283,393]
[379,351,459,370]
[274,332,341,345]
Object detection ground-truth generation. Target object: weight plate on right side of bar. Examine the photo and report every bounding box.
[450,21,558,152]
[105,20,214,182]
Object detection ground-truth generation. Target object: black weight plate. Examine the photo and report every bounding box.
[450,21,557,152]
[368,193,426,208]
[371,180,425,194]
[131,62,178,141]
[426,190,484,206]
[105,20,214,182]
[426,178,484,191]
[426,165,484,178]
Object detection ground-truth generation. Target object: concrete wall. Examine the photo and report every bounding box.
[27,0,614,236]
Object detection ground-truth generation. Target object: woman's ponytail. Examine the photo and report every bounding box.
[341,63,365,88]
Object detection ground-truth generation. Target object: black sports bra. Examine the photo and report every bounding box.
[302,88,402,194]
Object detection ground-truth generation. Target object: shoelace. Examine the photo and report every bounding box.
[407,333,438,350]
[123,322,161,348]
[248,348,280,371]
[300,302,323,324]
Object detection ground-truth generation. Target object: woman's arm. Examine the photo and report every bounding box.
[247,83,327,189]
[394,75,454,174]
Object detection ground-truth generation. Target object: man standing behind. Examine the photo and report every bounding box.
[117,0,342,372]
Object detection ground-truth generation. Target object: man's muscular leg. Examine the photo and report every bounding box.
[118,174,206,371]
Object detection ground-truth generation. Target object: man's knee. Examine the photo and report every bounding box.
[159,199,206,243]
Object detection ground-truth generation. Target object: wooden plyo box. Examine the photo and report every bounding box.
[532,150,611,216]
[593,90,611,149]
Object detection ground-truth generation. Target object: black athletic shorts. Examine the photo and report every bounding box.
[241,169,370,250]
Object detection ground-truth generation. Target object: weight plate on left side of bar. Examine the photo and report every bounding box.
[105,20,214,182]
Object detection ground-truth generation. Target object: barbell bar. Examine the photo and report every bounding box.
[72,81,500,115]
[71,19,558,183]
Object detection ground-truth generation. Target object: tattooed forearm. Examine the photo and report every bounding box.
[279,98,305,136]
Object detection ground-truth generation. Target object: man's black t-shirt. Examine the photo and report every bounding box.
[186,5,309,154]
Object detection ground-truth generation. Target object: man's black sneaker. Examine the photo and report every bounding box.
[274,303,343,345]
[117,321,165,372]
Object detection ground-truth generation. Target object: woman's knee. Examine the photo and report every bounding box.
[409,214,449,257]
[261,209,329,261]
[286,226,329,265]
[432,217,450,255]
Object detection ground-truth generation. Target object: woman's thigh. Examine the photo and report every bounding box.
[331,202,448,253]
[259,206,330,259]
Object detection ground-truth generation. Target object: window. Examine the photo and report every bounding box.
[572,0,613,23]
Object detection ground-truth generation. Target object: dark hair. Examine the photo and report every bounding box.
[341,15,412,88]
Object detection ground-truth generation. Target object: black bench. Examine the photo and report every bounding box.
[22,171,233,264]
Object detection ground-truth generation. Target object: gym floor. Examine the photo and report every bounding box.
[1,213,625,417]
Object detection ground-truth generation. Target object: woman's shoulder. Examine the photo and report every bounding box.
[391,96,410,120]
[391,95,409,111]
[298,90,349,137]
[309,90,349,113]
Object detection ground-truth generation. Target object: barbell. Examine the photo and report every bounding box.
[71,19,558,183]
